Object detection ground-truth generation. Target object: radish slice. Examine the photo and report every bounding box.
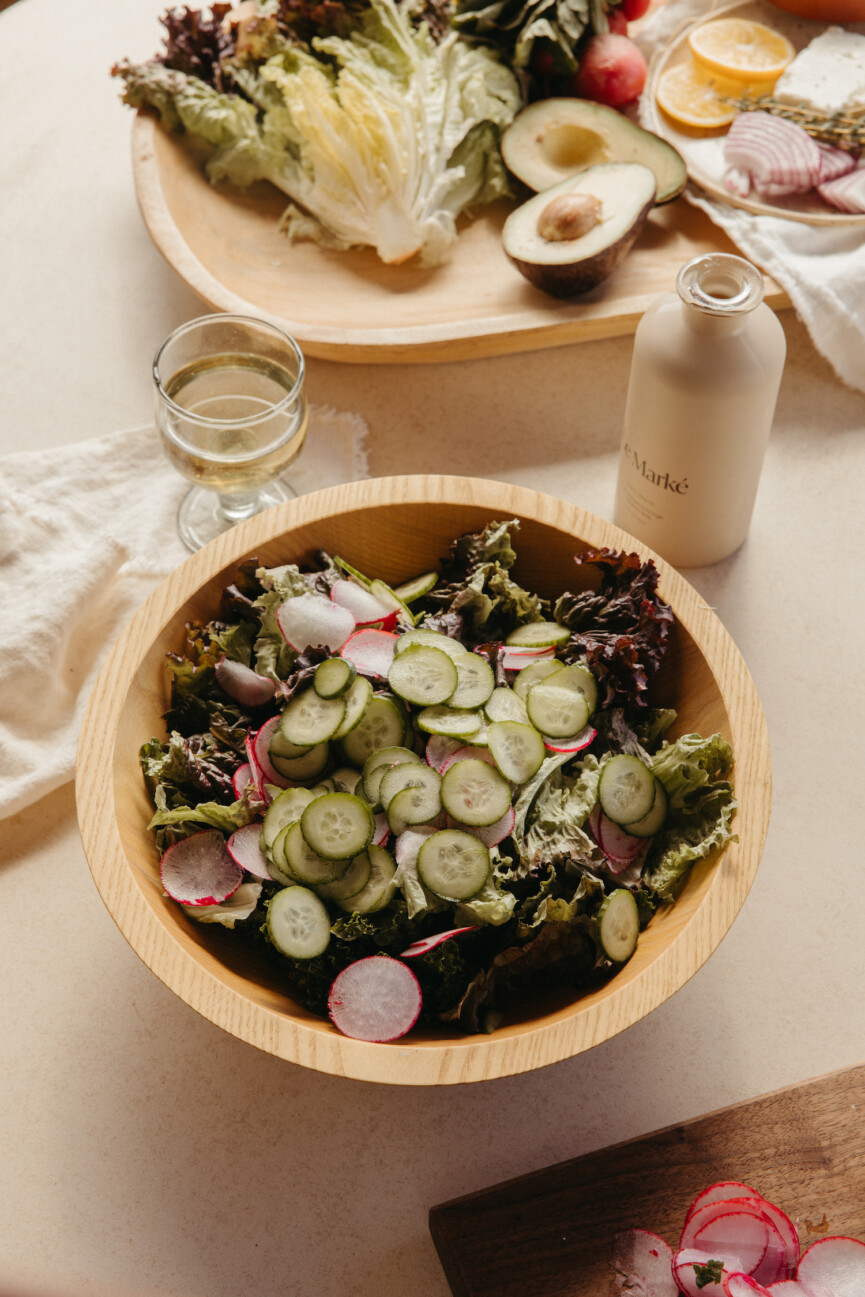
[232,762,254,799]
[226,822,271,879]
[596,812,645,863]
[244,735,268,802]
[276,591,356,652]
[251,716,290,789]
[725,1275,772,1297]
[611,1229,678,1297]
[328,956,422,1041]
[688,1201,787,1286]
[214,657,276,708]
[686,1183,761,1221]
[400,927,476,957]
[394,825,439,868]
[160,829,244,906]
[817,167,865,215]
[330,579,395,626]
[446,804,516,847]
[502,645,556,672]
[765,1282,810,1295]
[795,1236,865,1297]
[542,724,597,754]
[674,1249,744,1297]
[440,745,498,774]
[724,111,823,198]
[693,1211,775,1279]
[373,811,390,847]
[340,627,399,678]
[425,734,464,773]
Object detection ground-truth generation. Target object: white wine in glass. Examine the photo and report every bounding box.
[154,315,308,552]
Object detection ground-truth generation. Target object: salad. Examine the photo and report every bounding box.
[140,520,737,1042]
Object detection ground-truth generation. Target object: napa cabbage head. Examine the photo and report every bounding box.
[115,0,521,266]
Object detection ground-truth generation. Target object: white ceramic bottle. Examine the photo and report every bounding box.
[613,253,786,567]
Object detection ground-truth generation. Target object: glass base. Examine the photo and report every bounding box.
[177,480,297,552]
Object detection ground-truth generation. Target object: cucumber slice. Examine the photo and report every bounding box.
[387,644,458,706]
[621,778,668,838]
[416,830,490,901]
[331,676,373,740]
[487,720,546,784]
[267,885,331,959]
[525,683,590,739]
[379,761,441,813]
[393,570,437,603]
[339,695,406,766]
[331,765,363,796]
[268,824,299,886]
[394,628,465,661]
[333,555,372,590]
[261,786,316,851]
[505,621,570,649]
[268,741,330,782]
[361,745,422,804]
[416,705,483,738]
[512,658,560,700]
[448,653,495,710]
[336,845,397,914]
[440,757,512,827]
[314,656,356,699]
[597,754,656,825]
[316,851,372,902]
[280,687,346,746]
[269,729,311,761]
[544,663,598,718]
[484,686,530,725]
[596,889,639,963]
[283,821,351,885]
[300,791,375,861]
[387,784,442,836]
[369,579,417,626]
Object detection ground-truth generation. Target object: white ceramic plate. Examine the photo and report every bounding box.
[643,0,865,225]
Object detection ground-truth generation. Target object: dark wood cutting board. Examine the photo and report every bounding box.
[429,1063,865,1297]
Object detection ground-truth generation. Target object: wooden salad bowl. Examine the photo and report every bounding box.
[75,476,771,1086]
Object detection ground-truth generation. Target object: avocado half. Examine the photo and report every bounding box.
[501,98,687,205]
[502,162,656,298]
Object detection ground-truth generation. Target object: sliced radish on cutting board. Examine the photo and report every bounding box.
[796,1235,865,1297]
[611,1228,677,1296]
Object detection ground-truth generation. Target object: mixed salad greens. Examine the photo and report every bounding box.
[140,520,737,1042]
[112,0,634,266]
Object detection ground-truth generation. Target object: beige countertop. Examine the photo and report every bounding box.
[2,2,865,1296]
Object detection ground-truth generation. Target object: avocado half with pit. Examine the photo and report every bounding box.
[501,98,687,205]
[502,162,656,298]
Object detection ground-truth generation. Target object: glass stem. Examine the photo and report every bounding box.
[217,491,260,524]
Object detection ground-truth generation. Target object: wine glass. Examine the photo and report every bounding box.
[153,313,308,552]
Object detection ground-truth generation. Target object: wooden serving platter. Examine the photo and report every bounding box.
[429,1062,865,1295]
[131,113,788,364]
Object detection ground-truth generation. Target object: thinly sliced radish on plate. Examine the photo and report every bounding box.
[226,822,271,879]
[674,1249,743,1297]
[446,805,515,847]
[542,725,597,754]
[400,927,476,957]
[795,1235,865,1297]
[330,579,395,626]
[611,1229,677,1297]
[160,829,244,906]
[232,762,254,799]
[724,1275,773,1297]
[214,657,276,707]
[276,591,356,652]
[328,956,422,1041]
[251,716,290,789]
[340,627,399,678]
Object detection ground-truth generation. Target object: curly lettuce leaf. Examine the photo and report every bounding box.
[180,881,263,927]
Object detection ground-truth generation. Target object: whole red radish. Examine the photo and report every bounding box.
[621,0,652,19]
[607,7,629,33]
[572,33,648,107]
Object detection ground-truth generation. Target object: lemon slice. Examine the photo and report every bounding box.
[655,62,767,130]
[688,18,795,83]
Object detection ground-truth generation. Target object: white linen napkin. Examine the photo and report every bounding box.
[635,0,865,395]
[0,409,369,819]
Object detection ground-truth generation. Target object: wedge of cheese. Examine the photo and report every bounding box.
[773,26,865,116]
